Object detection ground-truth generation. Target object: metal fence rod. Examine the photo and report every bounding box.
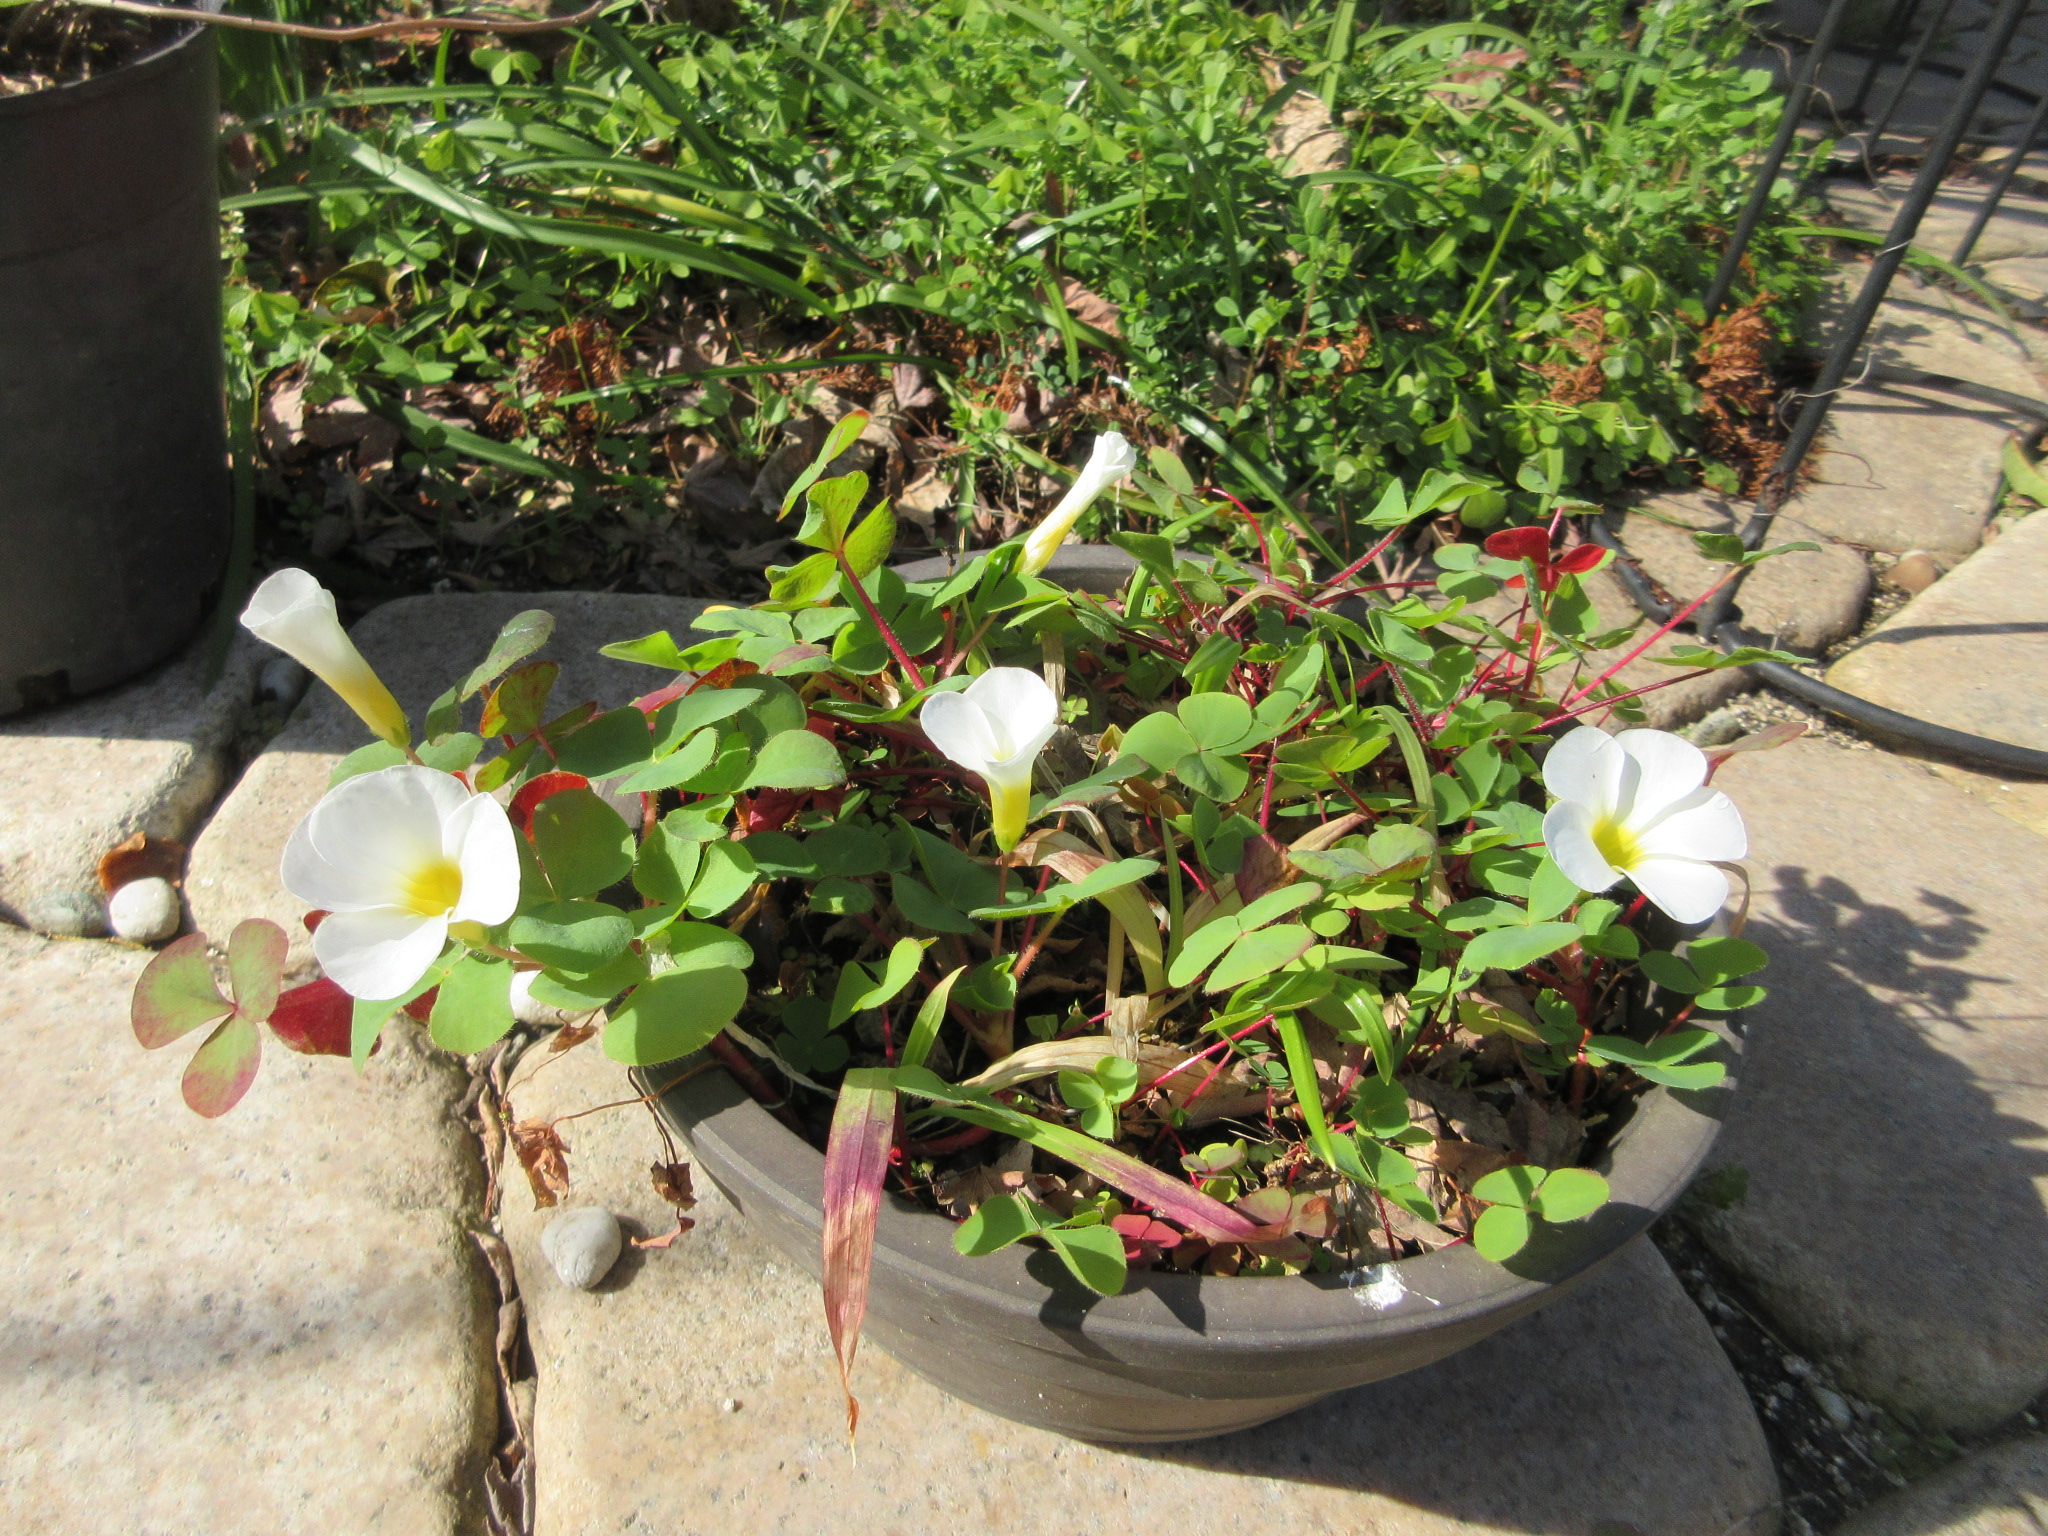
[1859,0,1960,162]
[1685,0,2035,645]
[1847,0,1927,119]
[1702,0,1859,320]
[1952,86,2048,266]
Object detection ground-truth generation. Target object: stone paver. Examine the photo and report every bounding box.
[499,1040,1781,1536]
[188,591,707,978]
[1828,509,2048,836]
[1827,177,2048,266]
[1688,738,2048,1436]
[1836,1436,2048,1536]
[1787,269,2042,557]
[0,923,494,1532]
[1606,491,1870,655]
[0,632,263,936]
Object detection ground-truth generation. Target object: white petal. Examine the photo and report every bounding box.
[1614,729,1709,826]
[314,907,449,999]
[1625,856,1730,926]
[280,812,382,913]
[446,792,520,925]
[1542,726,1624,815]
[1636,788,1747,864]
[302,767,466,905]
[1017,435,1137,575]
[919,690,998,775]
[960,667,1058,762]
[1543,801,1622,894]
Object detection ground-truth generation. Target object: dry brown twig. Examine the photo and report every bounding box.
[44,0,604,42]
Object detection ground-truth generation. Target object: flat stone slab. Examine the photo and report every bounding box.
[0,632,264,936]
[1835,1435,2048,1536]
[1800,383,2020,555]
[0,924,493,1531]
[188,590,708,978]
[1827,509,2048,836]
[1827,177,2048,265]
[499,1041,1780,1536]
[1689,739,2048,1435]
[1606,491,1870,655]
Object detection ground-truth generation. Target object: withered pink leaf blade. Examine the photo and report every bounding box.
[181,1015,262,1118]
[821,1068,897,1443]
[131,933,232,1049]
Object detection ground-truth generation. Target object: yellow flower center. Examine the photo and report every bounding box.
[1590,814,1643,872]
[399,857,464,917]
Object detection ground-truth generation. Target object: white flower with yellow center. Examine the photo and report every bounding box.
[282,765,519,999]
[242,568,411,748]
[919,668,1061,852]
[1541,725,1746,925]
[1017,432,1139,577]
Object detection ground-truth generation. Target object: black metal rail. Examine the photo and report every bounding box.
[1600,0,2048,779]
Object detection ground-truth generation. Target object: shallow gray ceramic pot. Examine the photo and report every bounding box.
[648,1041,1732,1444]
[648,544,1735,1443]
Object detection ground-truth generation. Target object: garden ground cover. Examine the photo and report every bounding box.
[214,0,1827,608]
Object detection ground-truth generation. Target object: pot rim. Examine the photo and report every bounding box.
[0,6,213,118]
[642,1023,1733,1354]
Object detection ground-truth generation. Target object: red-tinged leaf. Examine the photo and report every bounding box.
[889,1071,1279,1245]
[629,675,693,717]
[1110,1213,1181,1248]
[182,1014,261,1117]
[132,933,231,1048]
[1553,543,1607,576]
[302,909,330,935]
[1484,527,1550,564]
[403,987,439,1023]
[510,771,590,836]
[269,978,355,1056]
[226,919,288,1024]
[481,660,561,738]
[821,1067,897,1443]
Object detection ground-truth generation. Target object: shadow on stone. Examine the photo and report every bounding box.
[1686,743,2048,1434]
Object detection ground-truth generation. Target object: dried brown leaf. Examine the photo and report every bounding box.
[509,1117,572,1209]
[97,831,186,894]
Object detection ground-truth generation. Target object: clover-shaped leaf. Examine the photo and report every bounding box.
[131,920,290,1117]
[1470,1164,1612,1260]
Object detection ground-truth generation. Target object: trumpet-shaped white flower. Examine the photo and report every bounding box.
[1018,432,1140,576]
[919,668,1061,852]
[282,764,519,999]
[1541,726,1747,925]
[242,568,410,748]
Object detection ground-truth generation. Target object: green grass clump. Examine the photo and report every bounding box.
[219,0,1824,588]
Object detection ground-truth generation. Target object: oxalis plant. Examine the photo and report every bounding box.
[131,411,1801,1430]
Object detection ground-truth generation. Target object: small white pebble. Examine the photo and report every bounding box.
[721,1398,741,1414]
[108,877,181,944]
[541,1207,622,1289]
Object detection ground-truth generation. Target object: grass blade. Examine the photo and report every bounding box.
[821,1067,897,1442]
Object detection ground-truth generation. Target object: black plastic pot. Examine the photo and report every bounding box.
[0,24,231,717]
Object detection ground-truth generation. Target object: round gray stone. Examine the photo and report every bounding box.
[541,1207,622,1290]
[107,877,180,944]
[1834,1435,2048,1535]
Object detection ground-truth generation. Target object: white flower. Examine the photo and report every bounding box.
[919,668,1062,852]
[1540,726,1746,925]
[282,764,519,999]
[1017,432,1140,576]
[242,569,410,748]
